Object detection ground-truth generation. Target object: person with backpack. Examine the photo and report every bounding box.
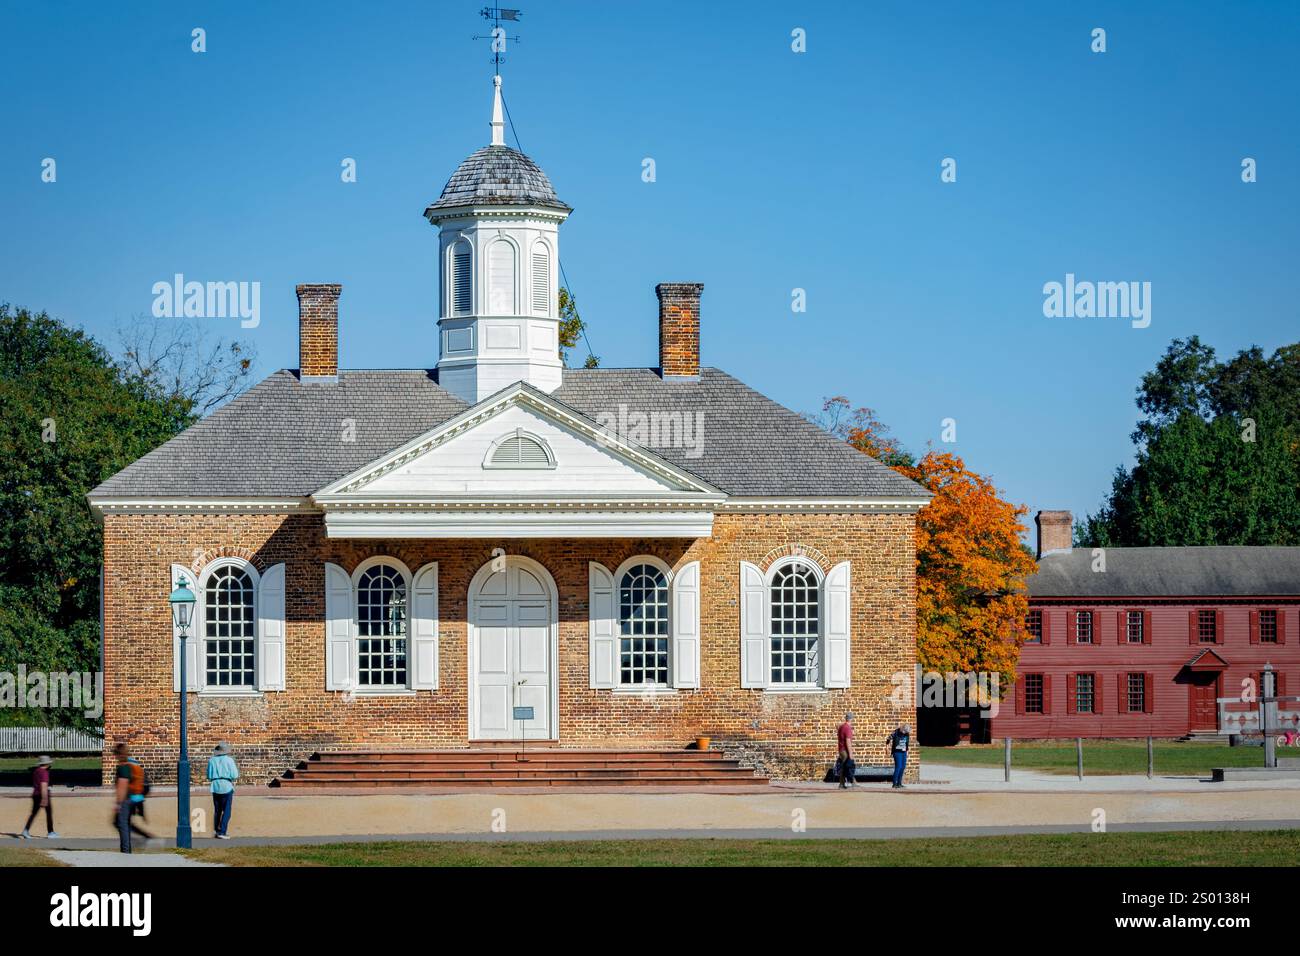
[20,755,58,839]
[887,723,911,789]
[112,743,153,852]
[206,742,239,839]
[835,712,856,788]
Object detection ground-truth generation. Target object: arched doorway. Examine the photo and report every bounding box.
[468,555,558,741]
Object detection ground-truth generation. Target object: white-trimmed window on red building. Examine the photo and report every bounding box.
[1024,673,1044,713]
[1260,609,1279,644]
[1074,610,1093,644]
[1126,673,1146,712]
[1125,610,1144,643]
[1025,609,1043,643]
[1198,609,1217,643]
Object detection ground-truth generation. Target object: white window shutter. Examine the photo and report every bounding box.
[531,248,550,314]
[672,560,701,689]
[171,564,201,693]
[824,560,851,688]
[589,562,617,688]
[257,562,286,691]
[411,562,439,690]
[739,561,768,688]
[324,562,355,691]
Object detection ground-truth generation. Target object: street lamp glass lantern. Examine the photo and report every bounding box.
[169,577,197,631]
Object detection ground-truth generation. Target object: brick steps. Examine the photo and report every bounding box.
[272,748,768,789]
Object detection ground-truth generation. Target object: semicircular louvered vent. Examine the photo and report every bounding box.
[486,430,555,469]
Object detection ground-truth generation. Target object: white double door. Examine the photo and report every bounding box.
[470,561,555,740]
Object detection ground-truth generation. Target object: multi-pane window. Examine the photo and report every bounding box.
[1025,609,1043,643]
[1198,609,1217,643]
[1075,673,1095,713]
[618,564,670,686]
[1024,673,1044,713]
[356,564,407,687]
[1126,610,1144,644]
[1075,610,1093,644]
[204,565,256,688]
[1260,609,1279,644]
[770,562,820,685]
[1127,673,1146,713]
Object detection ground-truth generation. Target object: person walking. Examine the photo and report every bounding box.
[206,742,239,839]
[836,712,856,788]
[887,722,911,789]
[20,755,58,839]
[112,743,153,852]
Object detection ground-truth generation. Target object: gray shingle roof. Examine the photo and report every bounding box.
[1028,547,1300,598]
[89,367,930,500]
[424,145,570,215]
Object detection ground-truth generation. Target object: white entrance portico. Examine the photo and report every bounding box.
[468,555,558,740]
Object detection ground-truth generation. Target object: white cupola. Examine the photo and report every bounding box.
[424,75,572,404]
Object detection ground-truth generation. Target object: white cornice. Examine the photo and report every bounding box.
[88,497,316,515]
[717,497,931,514]
[324,509,716,539]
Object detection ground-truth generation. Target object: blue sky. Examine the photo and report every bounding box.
[2,1,1296,532]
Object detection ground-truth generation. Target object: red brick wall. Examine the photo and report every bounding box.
[101,511,918,782]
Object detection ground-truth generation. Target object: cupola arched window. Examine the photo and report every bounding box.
[484,429,556,469]
[451,240,472,316]
[531,242,551,316]
[488,239,516,314]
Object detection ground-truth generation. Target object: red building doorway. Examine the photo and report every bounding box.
[1187,673,1221,732]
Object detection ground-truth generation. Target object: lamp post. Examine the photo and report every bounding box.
[169,576,197,849]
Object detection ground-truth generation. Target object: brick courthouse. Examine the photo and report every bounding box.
[89,79,930,783]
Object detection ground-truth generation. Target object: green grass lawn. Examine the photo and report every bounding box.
[0,755,102,788]
[927,740,1287,776]
[0,846,67,867]
[185,829,1300,867]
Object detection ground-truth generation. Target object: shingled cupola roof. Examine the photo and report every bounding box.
[424,144,570,216]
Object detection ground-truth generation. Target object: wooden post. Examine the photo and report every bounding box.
[1004,737,1011,782]
[1076,737,1083,780]
[1147,736,1154,779]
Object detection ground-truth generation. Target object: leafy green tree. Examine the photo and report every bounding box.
[0,305,192,728]
[558,287,598,368]
[1078,337,1300,547]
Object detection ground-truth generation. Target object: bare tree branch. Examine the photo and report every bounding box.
[115,315,257,416]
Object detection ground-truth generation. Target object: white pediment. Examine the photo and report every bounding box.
[365,403,682,495]
[314,383,721,502]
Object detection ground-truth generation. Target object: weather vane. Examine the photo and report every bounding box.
[473,4,522,76]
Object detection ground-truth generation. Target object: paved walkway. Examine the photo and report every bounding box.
[44,849,225,867]
[4,764,1299,845]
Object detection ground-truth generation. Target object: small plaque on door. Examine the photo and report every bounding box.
[512,706,535,721]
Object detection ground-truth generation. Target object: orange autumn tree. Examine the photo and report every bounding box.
[810,398,1037,683]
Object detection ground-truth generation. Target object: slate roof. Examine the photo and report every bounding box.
[89,367,931,501]
[424,145,570,215]
[1028,547,1300,598]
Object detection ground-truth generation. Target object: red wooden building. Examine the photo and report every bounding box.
[990,511,1300,740]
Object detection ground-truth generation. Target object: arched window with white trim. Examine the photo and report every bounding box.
[769,560,821,686]
[203,562,257,689]
[618,561,671,687]
[739,557,852,690]
[488,239,516,314]
[356,561,408,687]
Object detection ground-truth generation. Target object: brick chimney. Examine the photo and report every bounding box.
[1035,510,1073,558]
[297,284,341,382]
[657,282,703,380]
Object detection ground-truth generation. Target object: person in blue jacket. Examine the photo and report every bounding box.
[206,742,239,839]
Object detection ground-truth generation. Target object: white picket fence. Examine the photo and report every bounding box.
[0,726,103,753]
